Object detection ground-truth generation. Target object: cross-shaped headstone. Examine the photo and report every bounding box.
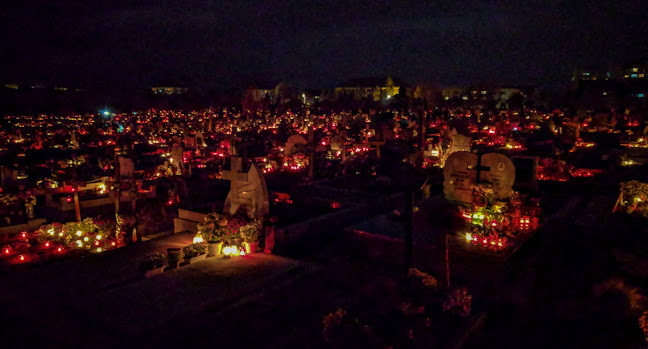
[221,157,248,182]
[221,157,269,219]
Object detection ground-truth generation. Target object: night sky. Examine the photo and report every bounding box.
[1,0,646,90]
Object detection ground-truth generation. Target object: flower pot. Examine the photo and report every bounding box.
[184,254,207,264]
[230,237,242,247]
[144,266,165,278]
[243,241,258,254]
[207,241,223,256]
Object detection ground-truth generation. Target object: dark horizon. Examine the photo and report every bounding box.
[1,0,646,91]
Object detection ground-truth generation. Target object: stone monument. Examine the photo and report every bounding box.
[284,135,308,156]
[118,156,135,179]
[443,151,478,204]
[449,133,472,154]
[170,143,184,175]
[222,157,270,220]
[443,151,516,204]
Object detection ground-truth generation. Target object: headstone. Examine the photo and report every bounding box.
[195,131,206,147]
[222,157,270,220]
[443,151,478,204]
[70,133,79,148]
[118,156,135,179]
[449,134,472,154]
[479,153,516,200]
[443,151,516,204]
[170,143,184,174]
[1,165,18,189]
[330,135,345,152]
[285,135,308,156]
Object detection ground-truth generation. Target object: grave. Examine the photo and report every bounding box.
[284,135,308,156]
[170,143,184,175]
[222,157,270,220]
[443,151,516,205]
[449,133,472,154]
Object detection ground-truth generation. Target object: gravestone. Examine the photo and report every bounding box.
[70,133,79,148]
[449,133,472,154]
[443,151,516,204]
[170,143,184,174]
[118,157,135,179]
[285,135,308,156]
[195,131,206,147]
[222,157,270,220]
[479,153,516,200]
[443,151,478,204]
[330,134,346,152]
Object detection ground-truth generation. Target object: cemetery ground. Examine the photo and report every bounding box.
[1,181,647,348]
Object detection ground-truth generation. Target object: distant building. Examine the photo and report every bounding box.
[335,76,405,102]
[242,80,279,104]
[151,86,188,95]
[622,63,647,80]
[302,89,323,105]
[442,87,466,101]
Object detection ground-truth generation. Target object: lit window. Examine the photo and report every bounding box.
[462,96,468,100]
[638,94,645,98]
[640,74,645,78]
[444,96,450,100]
[603,92,608,96]
[625,75,630,78]
[481,90,487,94]
[632,74,638,78]
[633,67,639,72]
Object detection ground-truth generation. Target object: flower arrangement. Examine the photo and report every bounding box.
[167,248,183,265]
[183,242,207,258]
[239,220,261,243]
[139,253,165,271]
[617,181,648,216]
[442,287,472,317]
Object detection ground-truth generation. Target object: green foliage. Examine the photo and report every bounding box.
[139,252,165,271]
[239,220,261,243]
[183,242,206,258]
[167,248,183,264]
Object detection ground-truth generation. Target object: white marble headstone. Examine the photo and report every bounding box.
[222,157,270,220]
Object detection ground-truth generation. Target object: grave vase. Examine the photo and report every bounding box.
[207,241,224,256]
[244,241,258,254]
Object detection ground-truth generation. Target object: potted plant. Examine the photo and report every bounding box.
[205,215,227,256]
[139,252,166,277]
[183,242,207,264]
[240,220,261,254]
[167,248,183,269]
